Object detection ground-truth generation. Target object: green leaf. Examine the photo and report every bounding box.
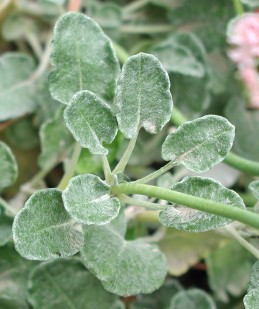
[162,115,235,173]
[38,109,74,168]
[0,246,36,309]
[151,33,206,78]
[159,177,246,232]
[248,261,259,291]
[158,228,223,276]
[64,91,118,155]
[63,174,120,225]
[224,98,259,162]
[207,241,254,302]
[115,52,173,139]
[81,214,167,296]
[0,206,12,246]
[13,189,84,260]
[249,181,259,201]
[0,142,18,191]
[28,259,122,309]
[0,53,36,121]
[244,289,259,309]
[49,12,120,105]
[169,289,216,309]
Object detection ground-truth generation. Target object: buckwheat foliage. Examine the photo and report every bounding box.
[13,189,84,260]
[62,174,120,225]
[49,12,120,105]
[162,115,235,172]
[115,52,173,139]
[249,181,259,200]
[244,261,259,309]
[64,91,118,155]
[0,141,18,191]
[159,176,246,232]
[81,214,167,296]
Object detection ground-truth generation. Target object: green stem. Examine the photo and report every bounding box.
[112,42,129,64]
[122,0,149,15]
[25,31,43,59]
[0,197,17,217]
[226,225,259,259]
[171,107,259,176]
[120,24,173,34]
[112,183,259,230]
[113,134,138,174]
[224,152,259,176]
[30,162,56,187]
[118,195,164,210]
[57,143,81,190]
[133,161,177,184]
[101,155,114,185]
[232,0,244,15]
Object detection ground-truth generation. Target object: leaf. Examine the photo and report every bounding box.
[162,115,235,173]
[158,228,223,276]
[243,261,259,309]
[249,181,259,200]
[207,241,254,302]
[49,12,120,105]
[0,142,18,191]
[63,174,120,225]
[169,289,216,309]
[171,73,211,119]
[224,97,259,161]
[151,33,206,78]
[0,206,12,246]
[115,52,173,139]
[0,53,36,121]
[38,108,74,168]
[13,189,84,260]
[159,177,246,232]
[0,246,36,309]
[28,259,122,309]
[81,214,167,296]
[64,91,118,155]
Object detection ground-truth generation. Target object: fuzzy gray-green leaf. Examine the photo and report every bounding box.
[28,259,122,309]
[13,189,83,260]
[0,142,18,191]
[115,53,173,139]
[81,214,167,296]
[243,261,259,309]
[162,115,235,173]
[249,181,259,200]
[64,91,118,155]
[49,12,120,105]
[63,174,120,225]
[0,53,36,121]
[170,289,216,309]
[159,177,246,232]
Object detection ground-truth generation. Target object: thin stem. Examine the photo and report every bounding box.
[25,31,43,59]
[113,134,138,174]
[57,143,81,190]
[226,225,259,259]
[30,33,52,82]
[171,107,259,176]
[101,155,114,185]
[118,195,164,210]
[133,161,177,184]
[30,162,56,187]
[232,0,244,15]
[120,24,173,34]
[122,0,149,15]
[0,197,17,217]
[112,183,259,230]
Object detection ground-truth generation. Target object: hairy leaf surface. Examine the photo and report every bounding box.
[159,177,246,232]
[115,53,173,139]
[81,214,167,296]
[249,181,259,200]
[49,12,120,104]
[63,174,120,225]
[13,189,83,260]
[64,91,118,155]
[162,115,235,172]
